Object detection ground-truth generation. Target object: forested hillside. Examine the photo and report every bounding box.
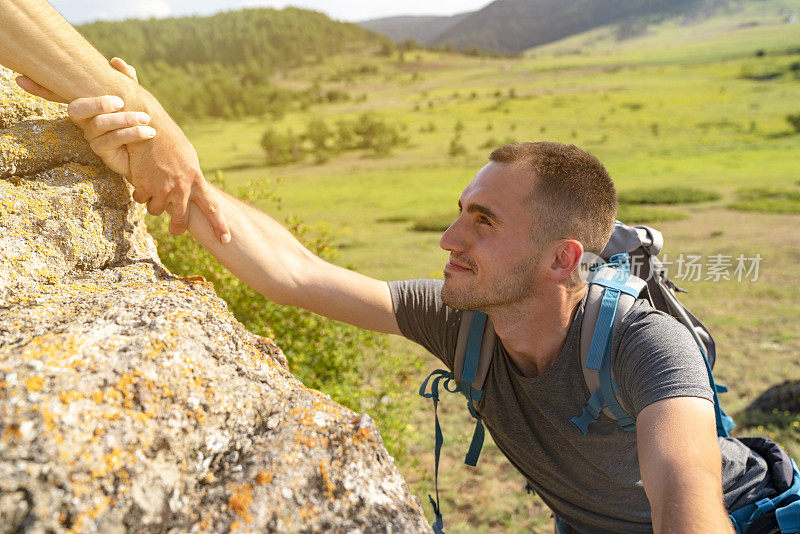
[77,8,390,121]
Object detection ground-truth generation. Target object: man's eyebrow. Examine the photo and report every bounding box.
[458,200,502,223]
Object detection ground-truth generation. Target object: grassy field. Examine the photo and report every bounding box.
[179,5,800,531]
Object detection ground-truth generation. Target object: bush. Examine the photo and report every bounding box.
[263,113,405,163]
[260,128,302,166]
[786,114,800,134]
[410,213,458,232]
[146,174,420,461]
[479,137,498,149]
[448,137,467,157]
[617,205,688,224]
[727,187,800,214]
[618,187,720,205]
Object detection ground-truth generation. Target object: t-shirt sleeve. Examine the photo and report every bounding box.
[388,279,462,371]
[613,305,714,418]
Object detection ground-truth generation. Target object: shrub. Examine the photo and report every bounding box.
[260,128,302,166]
[410,213,458,232]
[617,205,688,223]
[480,137,499,149]
[786,114,800,134]
[618,187,721,205]
[727,187,800,214]
[448,137,467,157]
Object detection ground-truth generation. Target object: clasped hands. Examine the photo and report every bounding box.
[16,57,230,244]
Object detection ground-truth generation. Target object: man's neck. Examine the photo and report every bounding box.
[487,285,586,378]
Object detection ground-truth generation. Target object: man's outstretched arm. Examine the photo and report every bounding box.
[65,95,402,336]
[186,187,402,335]
[0,1,230,242]
[638,396,734,534]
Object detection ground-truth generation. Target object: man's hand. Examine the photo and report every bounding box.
[16,57,230,243]
[637,396,734,534]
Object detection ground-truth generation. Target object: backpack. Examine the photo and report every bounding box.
[418,220,800,534]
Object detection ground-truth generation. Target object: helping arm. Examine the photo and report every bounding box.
[0,1,230,242]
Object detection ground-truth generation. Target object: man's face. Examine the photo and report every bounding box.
[439,161,544,311]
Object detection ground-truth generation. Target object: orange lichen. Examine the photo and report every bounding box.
[255,470,273,485]
[59,390,83,404]
[25,376,45,392]
[227,484,253,516]
[319,461,334,499]
[3,424,22,440]
[41,406,55,430]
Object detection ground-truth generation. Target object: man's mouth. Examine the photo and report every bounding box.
[445,257,474,273]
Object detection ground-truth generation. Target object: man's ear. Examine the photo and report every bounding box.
[545,239,584,282]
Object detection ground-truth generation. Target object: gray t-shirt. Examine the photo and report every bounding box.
[390,278,774,533]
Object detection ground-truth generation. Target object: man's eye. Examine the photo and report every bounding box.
[478,216,491,226]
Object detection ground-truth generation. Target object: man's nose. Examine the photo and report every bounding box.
[440,216,466,252]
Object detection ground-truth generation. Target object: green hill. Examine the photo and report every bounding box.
[77,8,390,121]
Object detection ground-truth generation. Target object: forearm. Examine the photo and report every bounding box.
[185,187,399,334]
[653,471,733,534]
[1,2,134,101]
[186,187,314,305]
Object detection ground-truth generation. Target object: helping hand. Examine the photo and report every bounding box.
[16,58,230,243]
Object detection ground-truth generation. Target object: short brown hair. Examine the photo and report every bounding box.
[489,142,617,255]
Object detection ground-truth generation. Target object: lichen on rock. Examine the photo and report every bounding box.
[0,65,428,533]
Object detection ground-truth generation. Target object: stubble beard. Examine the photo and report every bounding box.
[441,255,541,312]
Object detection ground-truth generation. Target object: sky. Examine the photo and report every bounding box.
[49,0,491,24]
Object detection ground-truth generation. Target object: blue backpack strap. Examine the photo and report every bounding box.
[696,342,735,437]
[419,369,458,533]
[457,312,487,466]
[417,309,494,533]
[573,254,644,434]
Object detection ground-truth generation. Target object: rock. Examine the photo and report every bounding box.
[0,65,428,533]
[748,380,800,414]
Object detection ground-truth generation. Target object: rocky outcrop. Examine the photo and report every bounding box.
[0,66,428,533]
[748,380,800,414]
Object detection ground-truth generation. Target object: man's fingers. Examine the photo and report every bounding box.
[84,112,151,141]
[109,57,138,83]
[88,126,156,154]
[167,192,191,236]
[192,182,231,244]
[132,189,150,204]
[15,76,67,103]
[67,95,125,122]
[147,197,168,217]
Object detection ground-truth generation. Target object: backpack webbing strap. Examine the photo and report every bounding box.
[418,369,458,534]
[458,311,488,466]
[418,309,497,533]
[697,342,736,438]
[657,283,735,437]
[573,257,643,434]
[729,459,800,534]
